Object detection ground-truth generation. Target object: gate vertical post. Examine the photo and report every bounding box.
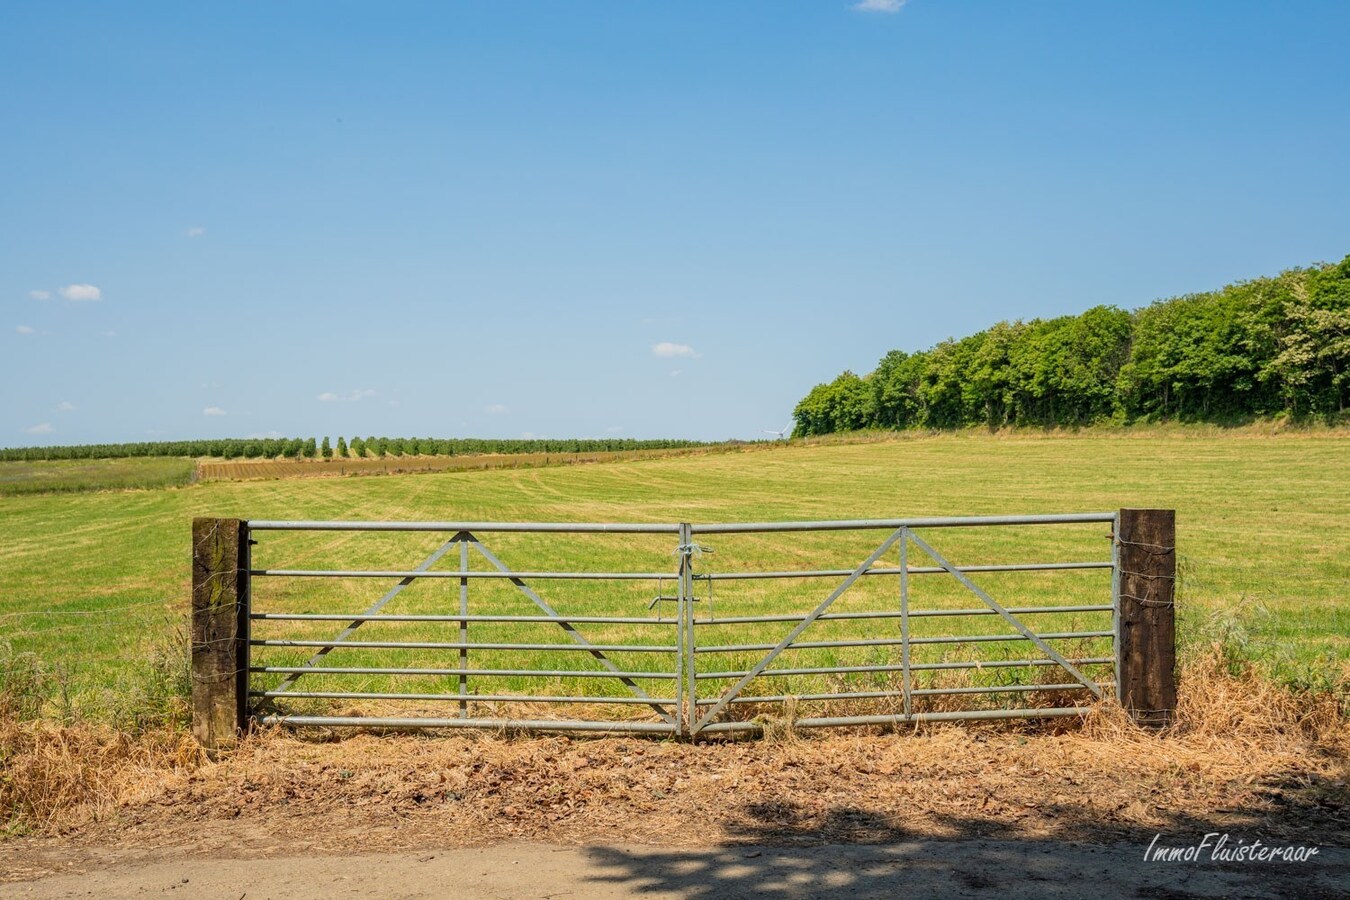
[191,517,250,755]
[458,534,470,718]
[678,523,696,739]
[1116,508,1177,728]
[899,528,911,719]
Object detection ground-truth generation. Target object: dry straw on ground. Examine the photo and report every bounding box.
[3,652,1346,858]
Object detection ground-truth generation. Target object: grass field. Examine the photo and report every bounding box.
[1,431,1346,726]
[0,458,196,496]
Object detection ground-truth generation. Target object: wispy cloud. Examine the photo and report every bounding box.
[24,423,54,435]
[186,226,206,237]
[16,325,35,335]
[56,401,76,412]
[520,431,541,440]
[317,388,376,402]
[484,403,509,415]
[59,283,102,302]
[203,406,227,416]
[669,369,683,378]
[652,341,699,359]
[28,290,51,301]
[605,425,624,434]
[853,0,906,12]
[247,430,284,439]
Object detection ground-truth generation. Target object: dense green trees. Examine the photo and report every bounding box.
[795,255,1350,435]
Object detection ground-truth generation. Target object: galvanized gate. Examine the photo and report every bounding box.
[684,518,1114,735]
[214,512,1151,738]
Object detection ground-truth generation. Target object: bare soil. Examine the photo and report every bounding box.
[3,838,1348,899]
[4,661,1347,897]
[5,715,1349,897]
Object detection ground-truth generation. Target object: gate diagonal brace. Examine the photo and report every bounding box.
[905,531,1104,699]
[467,536,678,725]
[270,535,463,695]
[694,525,909,732]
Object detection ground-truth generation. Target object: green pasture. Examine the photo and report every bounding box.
[1,432,1346,724]
[0,457,196,496]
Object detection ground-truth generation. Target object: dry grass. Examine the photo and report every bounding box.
[4,651,1346,851]
[0,724,201,835]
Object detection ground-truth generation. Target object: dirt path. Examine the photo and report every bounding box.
[3,839,1348,899]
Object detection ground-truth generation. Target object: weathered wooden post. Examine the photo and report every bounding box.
[191,517,250,754]
[1117,508,1177,727]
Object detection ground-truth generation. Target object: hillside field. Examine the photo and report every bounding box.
[0,430,1346,722]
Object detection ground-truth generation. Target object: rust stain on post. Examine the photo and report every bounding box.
[1117,508,1177,728]
[191,517,248,755]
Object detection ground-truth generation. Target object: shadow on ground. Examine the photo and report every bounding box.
[581,783,1350,899]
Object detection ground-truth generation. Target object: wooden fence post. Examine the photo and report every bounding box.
[1117,508,1177,727]
[191,517,249,754]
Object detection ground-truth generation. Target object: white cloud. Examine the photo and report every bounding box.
[203,406,227,416]
[485,403,509,415]
[652,341,699,359]
[318,388,378,402]
[669,369,683,378]
[56,401,75,412]
[24,423,54,435]
[246,430,284,439]
[605,426,624,434]
[29,290,51,301]
[186,226,206,237]
[853,0,906,11]
[520,431,541,440]
[16,325,35,335]
[317,388,376,402]
[60,283,102,302]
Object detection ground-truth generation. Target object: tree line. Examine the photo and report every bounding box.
[794,254,1350,435]
[0,436,709,462]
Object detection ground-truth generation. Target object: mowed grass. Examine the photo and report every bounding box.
[0,457,196,496]
[0,432,1346,724]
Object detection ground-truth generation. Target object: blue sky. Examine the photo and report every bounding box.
[4,1,1348,446]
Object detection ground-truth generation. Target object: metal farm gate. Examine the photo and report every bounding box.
[189,511,1177,747]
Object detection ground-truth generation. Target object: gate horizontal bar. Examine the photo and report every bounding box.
[693,605,1114,625]
[696,707,1092,732]
[697,561,1111,581]
[694,682,1111,705]
[258,715,678,733]
[252,569,679,580]
[693,631,1114,653]
[252,665,678,678]
[252,690,677,704]
[696,656,1115,679]
[691,513,1114,534]
[253,639,676,652]
[247,521,681,533]
[253,613,673,625]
